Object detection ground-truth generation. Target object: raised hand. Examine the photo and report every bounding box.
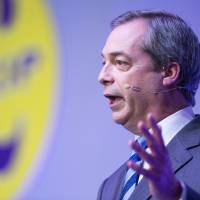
[128,113,182,200]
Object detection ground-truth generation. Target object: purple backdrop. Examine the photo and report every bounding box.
[21,0,200,199]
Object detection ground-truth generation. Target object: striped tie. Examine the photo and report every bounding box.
[120,137,147,200]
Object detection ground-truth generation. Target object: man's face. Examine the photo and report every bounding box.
[98,19,164,132]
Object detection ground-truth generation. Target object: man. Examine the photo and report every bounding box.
[97,10,200,200]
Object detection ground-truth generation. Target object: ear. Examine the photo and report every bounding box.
[161,62,180,87]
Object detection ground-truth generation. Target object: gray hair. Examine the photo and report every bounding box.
[111,10,200,106]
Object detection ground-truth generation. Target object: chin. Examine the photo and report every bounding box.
[113,117,126,125]
[111,110,130,125]
[112,109,139,133]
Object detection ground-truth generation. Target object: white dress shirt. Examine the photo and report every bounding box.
[157,106,194,146]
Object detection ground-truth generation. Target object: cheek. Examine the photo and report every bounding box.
[133,72,162,90]
[125,70,145,86]
[128,89,150,112]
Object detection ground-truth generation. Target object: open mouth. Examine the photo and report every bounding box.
[104,94,124,109]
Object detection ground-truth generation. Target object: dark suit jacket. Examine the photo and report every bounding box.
[97,115,200,200]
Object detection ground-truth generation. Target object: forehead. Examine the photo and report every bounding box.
[102,18,148,56]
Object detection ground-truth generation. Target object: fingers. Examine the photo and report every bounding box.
[128,113,168,177]
[137,121,160,155]
[127,113,178,199]
[147,113,165,150]
[128,140,157,167]
[128,113,181,200]
[127,160,154,180]
[137,113,166,154]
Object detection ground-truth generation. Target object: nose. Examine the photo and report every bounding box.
[98,65,114,86]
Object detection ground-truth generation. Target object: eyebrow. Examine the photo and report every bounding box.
[101,51,131,59]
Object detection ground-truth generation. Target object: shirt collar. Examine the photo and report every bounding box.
[134,106,194,146]
[158,106,194,145]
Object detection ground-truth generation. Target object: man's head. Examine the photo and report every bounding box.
[98,10,200,133]
[111,10,200,106]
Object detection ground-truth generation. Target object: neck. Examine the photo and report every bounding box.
[124,92,189,135]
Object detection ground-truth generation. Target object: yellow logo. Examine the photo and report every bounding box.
[0,0,56,199]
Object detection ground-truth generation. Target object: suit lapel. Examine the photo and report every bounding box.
[128,115,200,200]
[113,163,127,200]
[129,177,150,200]
[167,135,192,173]
[129,137,193,200]
[162,115,200,175]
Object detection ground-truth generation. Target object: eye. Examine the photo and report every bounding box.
[115,60,125,65]
[114,59,130,71]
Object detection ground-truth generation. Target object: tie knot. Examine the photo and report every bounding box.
[129,137,147,162]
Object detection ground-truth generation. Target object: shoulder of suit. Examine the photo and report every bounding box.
[176,114,200,149]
